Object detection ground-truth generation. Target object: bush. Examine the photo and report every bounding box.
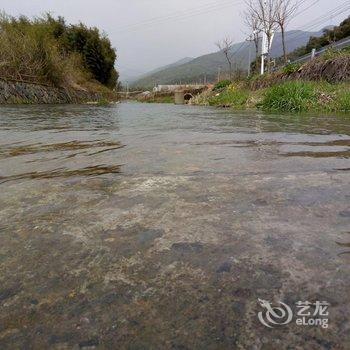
[213,80,231,91]
[262,81,317,112]
[0,13,118,89]
[283,62,302,74]
[61,24,118,88]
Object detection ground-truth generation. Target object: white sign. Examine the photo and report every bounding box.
[261,32,268,55]
[261,31,275,55]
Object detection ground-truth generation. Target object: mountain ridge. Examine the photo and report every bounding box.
[132,29,324,88]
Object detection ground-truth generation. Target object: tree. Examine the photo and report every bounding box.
[61,24,118,88]
[244,8,262,73]
[274,0,297,62]
[246,0,279,72]
[286,16,350,61]
[244,8,261,60]
[216,37,234,79]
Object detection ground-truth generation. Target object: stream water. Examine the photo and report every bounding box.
[0,102,349,349]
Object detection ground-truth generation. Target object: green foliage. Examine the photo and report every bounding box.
[283,62,302,74]
[0,13,118,88]
[60,24,118,88]
[96,98,110,106]
[320,47,350,60]
[288,16,350,61]
[262,81,317,112]
[213,80,232,91]
[332,89,350,112]
[209,86,249,108]
[188,80,350,114]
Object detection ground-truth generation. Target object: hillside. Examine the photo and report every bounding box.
[132,29,323,88]
[140,57,194,77]
[120,58,194,83]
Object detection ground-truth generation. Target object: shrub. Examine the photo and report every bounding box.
[283,62,302,74]
[262,81,317,112]
[213,80,231,91]
[0,13,118,89]
[61,24,118,88]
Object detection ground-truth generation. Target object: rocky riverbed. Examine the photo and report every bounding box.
[0,102,349,349]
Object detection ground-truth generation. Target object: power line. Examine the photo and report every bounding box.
[224,0,320,71]
[115,0,243,33]
[292,0,321,19]
[283,0,350,43]
[115,0,229,31]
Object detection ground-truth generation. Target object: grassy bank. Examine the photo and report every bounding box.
[192,80,350,113]
[190,48,350,113]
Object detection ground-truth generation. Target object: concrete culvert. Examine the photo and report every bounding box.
[184,93,193,101]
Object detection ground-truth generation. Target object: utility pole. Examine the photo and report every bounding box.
[217,67,221,82]
[248,46,251,77]
[261,32,267,75]
[260,0,275,74]
[246,33,256,77]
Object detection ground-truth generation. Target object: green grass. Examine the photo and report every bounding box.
[261,81,318,112]
[328,88,350,112]
[208,87,249,108]
[321,47,350,60]
[96,98,110,106]
[337,90,350,111]
[282,62,302,74]
[259,81,350,113]
[185,79,350,114]
[213,80,231,91]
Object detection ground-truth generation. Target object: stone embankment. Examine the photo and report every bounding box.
[0,79,101,104]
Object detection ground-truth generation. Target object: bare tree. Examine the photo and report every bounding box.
[274,0,298,62]
[244,8,262,74]
[244,8,261,60]
[216,37,234,80]
[246,0,279,72]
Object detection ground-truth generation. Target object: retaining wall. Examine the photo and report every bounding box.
[0,79,101,104]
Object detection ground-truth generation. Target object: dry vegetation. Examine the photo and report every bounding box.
[0,13,118,95]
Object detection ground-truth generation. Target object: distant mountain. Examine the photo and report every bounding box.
[132,29,324,88]
[121,57,194,84]
[144,57,194,76]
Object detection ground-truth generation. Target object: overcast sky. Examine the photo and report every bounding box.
[1,0,348,79]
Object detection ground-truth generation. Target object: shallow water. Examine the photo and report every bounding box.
[0,102,349,349]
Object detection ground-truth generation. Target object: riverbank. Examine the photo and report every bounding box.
[191,80,350,113]
[0,79,118,104]
[0,13,118,104]
[191,51,350,113]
